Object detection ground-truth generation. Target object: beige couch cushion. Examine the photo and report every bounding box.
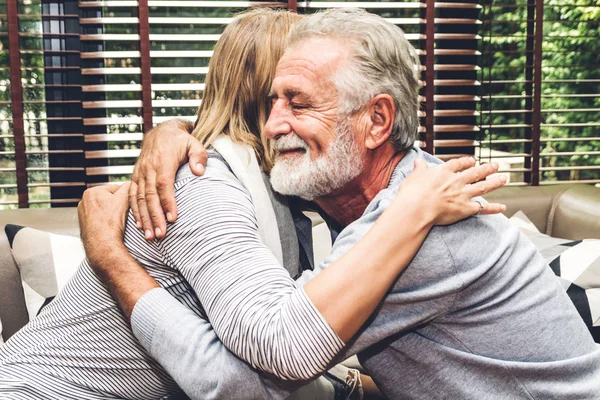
[484,184,600,240]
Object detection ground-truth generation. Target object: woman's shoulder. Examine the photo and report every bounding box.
[171,152,251,208]
[173,147,236,182]
[174,149,234,180]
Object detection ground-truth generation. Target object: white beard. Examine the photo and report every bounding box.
[270,119,363,201]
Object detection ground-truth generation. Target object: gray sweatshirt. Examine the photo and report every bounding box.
[318,148,600,399]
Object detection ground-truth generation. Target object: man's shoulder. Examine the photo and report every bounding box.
[365,174,526,271]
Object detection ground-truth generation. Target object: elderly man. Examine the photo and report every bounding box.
[81,8,600,400]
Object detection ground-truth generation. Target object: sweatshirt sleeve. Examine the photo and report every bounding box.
[133,287,349,400]
[131,287,276,399]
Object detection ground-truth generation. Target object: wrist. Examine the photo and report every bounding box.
[148,119,193,143]
[87,241,159,321]
[164,118,194,134]
[388,188,434,231]
[86,239,127,273]
[346,369,363,400]
[119,279,160,321]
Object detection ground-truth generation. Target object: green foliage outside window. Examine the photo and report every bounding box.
[480,0,599,183]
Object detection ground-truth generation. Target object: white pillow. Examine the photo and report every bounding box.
[5,225,85,321]
[509,210,541,236]
[507,212,599,342]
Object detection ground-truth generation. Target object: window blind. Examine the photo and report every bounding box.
[1,0,597,208]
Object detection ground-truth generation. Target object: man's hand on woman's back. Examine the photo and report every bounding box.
[129,119,207,240]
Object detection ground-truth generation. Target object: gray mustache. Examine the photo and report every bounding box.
[274,135,309,152]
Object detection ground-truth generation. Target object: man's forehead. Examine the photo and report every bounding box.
[272,37,348,91]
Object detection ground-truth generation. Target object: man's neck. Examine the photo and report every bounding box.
[315,150,406,227]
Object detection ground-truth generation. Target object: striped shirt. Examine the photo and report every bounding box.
[0,154,343,399]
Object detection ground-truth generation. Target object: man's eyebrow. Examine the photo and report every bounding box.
[284,89,301,98]
[269,88,303,99]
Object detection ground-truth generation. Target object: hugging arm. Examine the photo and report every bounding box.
[80,186,336,400]
[302,157,505,341]
[83,158,504,384]
[131,288,352,400]
[131,288,320,400]
[154,159,505,381]
[81,120,506,384]
[124,123,506,346]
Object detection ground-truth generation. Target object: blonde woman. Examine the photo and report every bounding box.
[1,9,505,400]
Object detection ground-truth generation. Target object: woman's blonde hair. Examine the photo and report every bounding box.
[192,8,302,172]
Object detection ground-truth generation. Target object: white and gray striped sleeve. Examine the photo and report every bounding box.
[156,173,345,381]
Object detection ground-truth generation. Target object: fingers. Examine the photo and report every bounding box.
[78,183,130,232]
[459,162,499,185]
[465,174,507,198]
[444,156,476,173]
[480,202,506,215]
[116,181,131,198]
[469,198,506,216]
[129,122,198,232]
[114,182,132,217]
[155,168,177,225]
[413,158,428,171]
[128,180,142,229]
[188,137,208,177]
[136,178,154,240]
[144,171,167,239]
[129,157,143,228]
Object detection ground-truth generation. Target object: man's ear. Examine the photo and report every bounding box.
[365,94,395,150]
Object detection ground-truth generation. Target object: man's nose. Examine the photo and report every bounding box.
[265,101,292,140]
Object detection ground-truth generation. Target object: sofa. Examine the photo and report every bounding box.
[1,184,599,342]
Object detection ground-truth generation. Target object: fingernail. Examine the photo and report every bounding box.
[144,229,152,240]
[155,227,162,237]
[501,204,506,211]
[166,212,174,222]
[196,164,205,175]
[136,221,142,229]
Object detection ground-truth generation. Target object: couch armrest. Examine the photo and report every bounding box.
[551,185,600,240]
[484,185,569,234]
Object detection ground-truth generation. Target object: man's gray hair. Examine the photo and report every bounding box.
[286,8,421,151]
